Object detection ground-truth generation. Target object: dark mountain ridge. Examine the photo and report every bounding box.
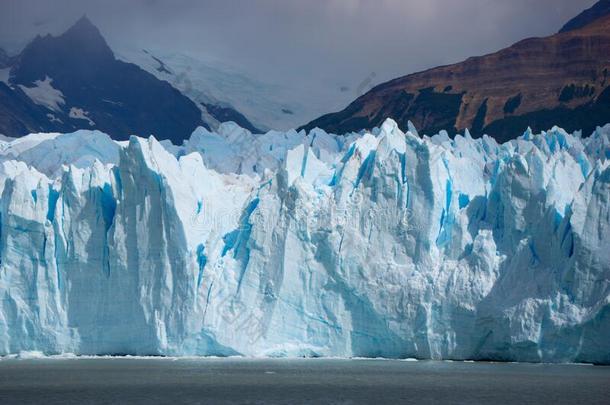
[560,0,610,33]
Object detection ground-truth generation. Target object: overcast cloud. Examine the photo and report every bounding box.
[0,0,596,112]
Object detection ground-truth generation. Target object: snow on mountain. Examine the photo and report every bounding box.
[0,120,608,363]
[116,47,350,132]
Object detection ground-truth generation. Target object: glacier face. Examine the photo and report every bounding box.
[0,120,608,363]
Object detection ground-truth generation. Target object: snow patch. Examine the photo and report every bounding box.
[18,76,65,112]
[0,68,10,85]
[47,113,63,124]
[69,107,95,126]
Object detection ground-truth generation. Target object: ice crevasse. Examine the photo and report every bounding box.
[0,118,608,363]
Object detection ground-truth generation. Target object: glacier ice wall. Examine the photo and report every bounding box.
[0,119,608,363]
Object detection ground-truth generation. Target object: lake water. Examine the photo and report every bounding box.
[0,357,608,404]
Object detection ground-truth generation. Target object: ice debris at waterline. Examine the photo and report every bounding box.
[0,119,608,363]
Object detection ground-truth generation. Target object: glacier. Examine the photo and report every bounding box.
[0,119,608,363]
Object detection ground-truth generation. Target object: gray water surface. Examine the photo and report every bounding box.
[0,358,608,404]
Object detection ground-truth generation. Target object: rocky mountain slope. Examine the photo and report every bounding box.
[303,4,610,142]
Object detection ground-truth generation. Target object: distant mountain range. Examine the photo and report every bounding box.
[303,1,610,141]
[0,16,259,142]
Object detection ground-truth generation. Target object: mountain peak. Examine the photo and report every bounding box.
[71,14,95,30]
[61,15,108,48]
[559,0,610,33]
[18,15,112,65]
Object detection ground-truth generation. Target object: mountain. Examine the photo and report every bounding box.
[0,17,207,142]
[560,0,610,33]
[0,120,607,362]
[302,10,610,142]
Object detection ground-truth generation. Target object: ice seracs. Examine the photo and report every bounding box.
[0,130,119,178]
[0,119,608,363]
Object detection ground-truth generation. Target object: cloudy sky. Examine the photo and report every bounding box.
[0,0,596,116]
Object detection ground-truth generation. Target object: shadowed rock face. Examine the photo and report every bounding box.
[560,0,610,33]
[0,16,206,142]
[302,13,610,142]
